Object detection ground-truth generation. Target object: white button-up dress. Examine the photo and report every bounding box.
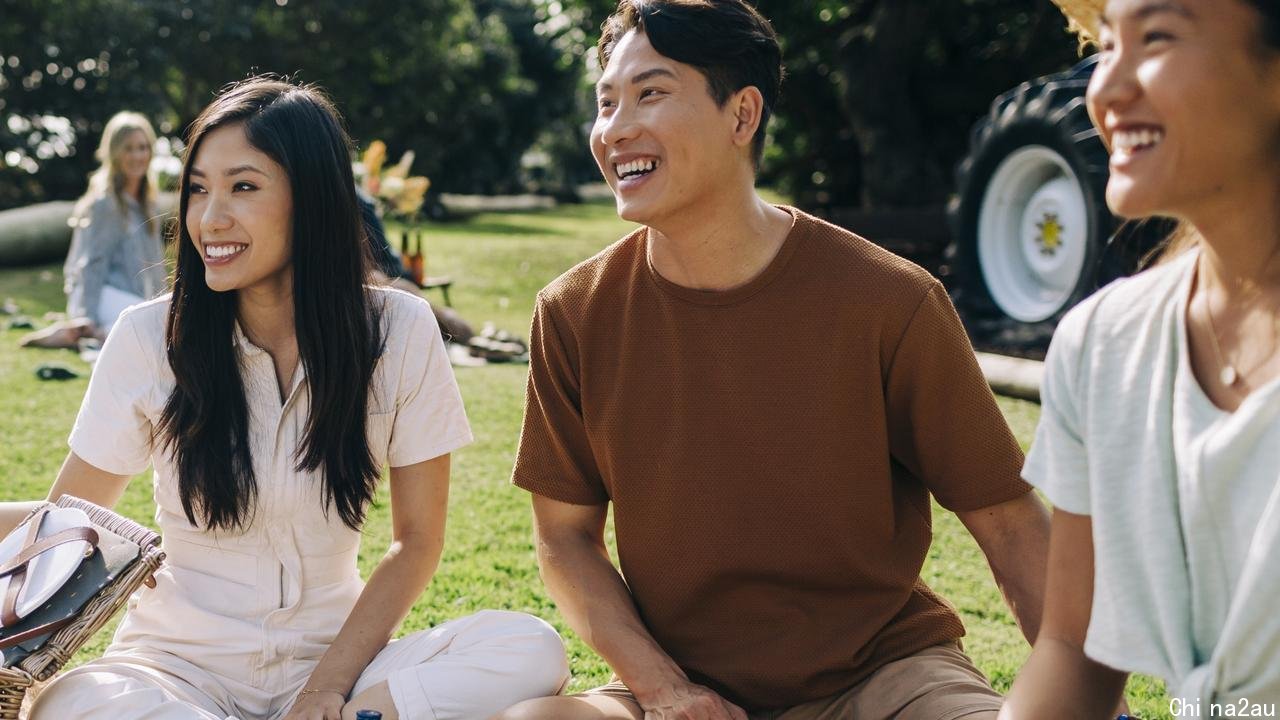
[30,288,568,720]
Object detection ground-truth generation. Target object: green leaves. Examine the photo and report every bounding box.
[1,0,582,210]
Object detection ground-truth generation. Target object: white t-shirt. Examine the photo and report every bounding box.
[1024,250,1280,709]
[1170,277,1274,667]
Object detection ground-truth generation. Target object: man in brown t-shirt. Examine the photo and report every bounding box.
[497,2,1052,719]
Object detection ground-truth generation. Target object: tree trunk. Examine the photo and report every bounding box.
[841,0,945,208]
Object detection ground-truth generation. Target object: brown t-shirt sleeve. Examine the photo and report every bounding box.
[884,281,1031,512]
[511,291,609,505]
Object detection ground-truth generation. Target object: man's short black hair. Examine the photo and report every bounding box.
[598,0,783,168]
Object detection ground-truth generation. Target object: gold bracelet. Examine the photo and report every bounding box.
[298,688,346,699]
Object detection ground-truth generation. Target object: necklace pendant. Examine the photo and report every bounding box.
[1220,365,1239,387]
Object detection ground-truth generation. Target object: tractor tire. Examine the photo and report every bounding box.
[948,57,1112,343]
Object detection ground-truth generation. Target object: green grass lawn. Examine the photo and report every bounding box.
[0,201,1172,717]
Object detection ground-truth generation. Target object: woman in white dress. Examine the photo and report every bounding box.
[1003,0,1280,717]
[3,78,568,720]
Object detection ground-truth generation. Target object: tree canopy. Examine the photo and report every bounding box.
[0,0,582,209]
[1,0,1085,212]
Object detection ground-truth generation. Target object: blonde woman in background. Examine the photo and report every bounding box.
[21,111,168,348]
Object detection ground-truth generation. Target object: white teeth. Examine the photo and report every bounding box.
[615,158,659,179]
[206,244,246,258]
[1112,128,1164,152]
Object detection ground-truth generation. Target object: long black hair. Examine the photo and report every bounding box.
[1248,0,1280,52]
[158,77,384,532]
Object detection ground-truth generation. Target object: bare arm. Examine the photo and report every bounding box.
[0,452,132,537]
[289,454,450,716]
[999,509,1128,720]
[532,494,746,720]
[956,491,1051,644]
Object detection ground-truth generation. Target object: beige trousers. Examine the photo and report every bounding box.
[30,610,569,720]
[587,642,1003,720]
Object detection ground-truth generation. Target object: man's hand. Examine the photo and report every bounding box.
[638,680,748,720]
[281,690,345,720]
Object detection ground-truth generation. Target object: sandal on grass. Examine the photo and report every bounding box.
[468,336,529,363]
[34,365,80,381]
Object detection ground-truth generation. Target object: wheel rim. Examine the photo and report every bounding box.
[977,146,1091,322]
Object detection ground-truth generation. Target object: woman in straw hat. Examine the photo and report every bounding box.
[1002,0,1280,717]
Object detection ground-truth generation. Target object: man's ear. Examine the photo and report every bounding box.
[728,85,765,150]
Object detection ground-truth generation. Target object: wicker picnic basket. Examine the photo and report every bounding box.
[1052,0,1104,39]
[0,495,164,720]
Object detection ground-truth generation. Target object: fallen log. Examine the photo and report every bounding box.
[0,202,75,266]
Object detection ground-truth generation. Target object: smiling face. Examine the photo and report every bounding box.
[185,123,294,296]
[590,30,752,227]
[115,129,152,188]
[1087,0,1280,220]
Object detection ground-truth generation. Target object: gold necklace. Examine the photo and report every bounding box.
[1202,287,1280,389]
[1202,291,1240,387]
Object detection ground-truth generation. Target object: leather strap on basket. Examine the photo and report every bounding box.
[0,508,99,628]
[0,614,77,652]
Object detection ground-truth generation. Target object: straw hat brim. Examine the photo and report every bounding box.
[1051,0,1105,39]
